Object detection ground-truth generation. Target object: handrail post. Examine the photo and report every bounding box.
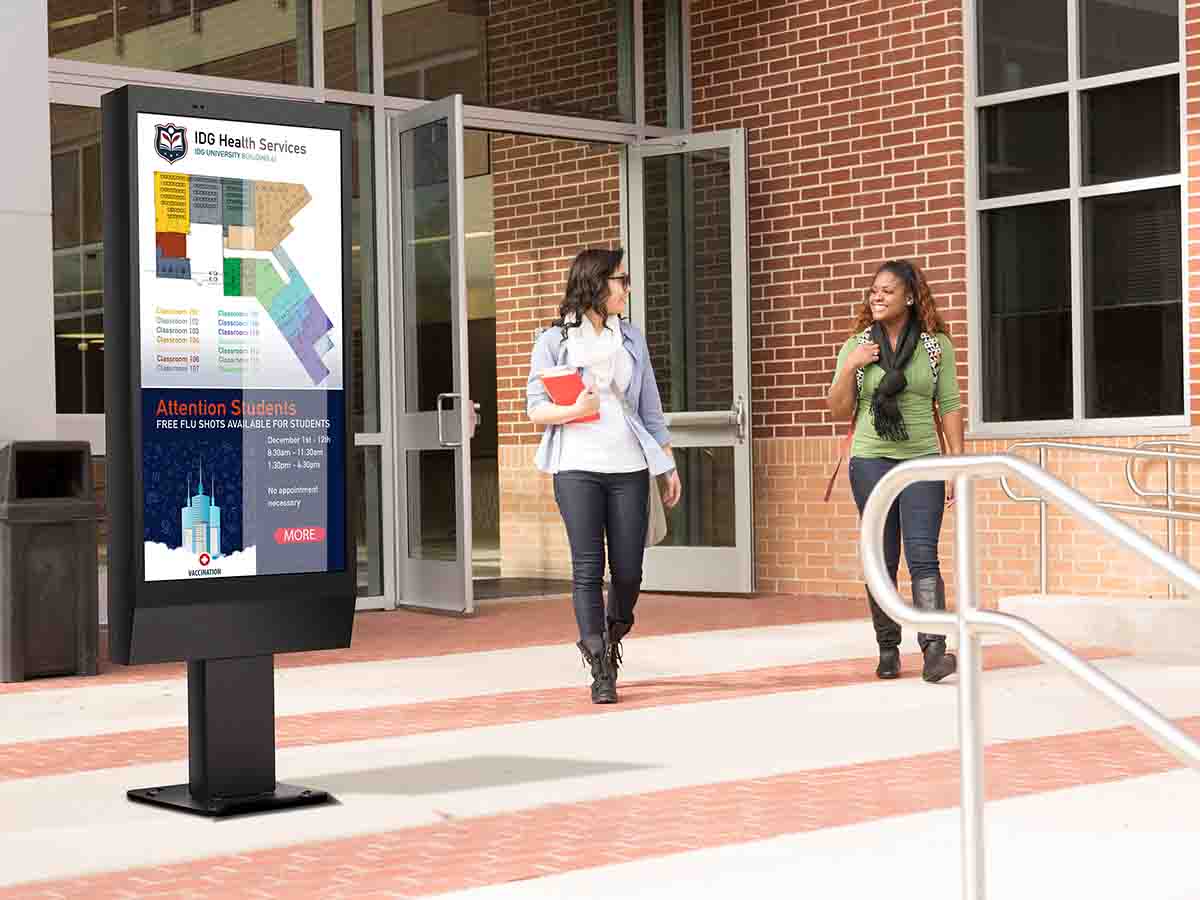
[1167,446,1176,600]
[955,473,987,900]
[1038,445,1047,595]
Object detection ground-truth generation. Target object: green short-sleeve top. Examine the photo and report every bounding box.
[834,331,961,460]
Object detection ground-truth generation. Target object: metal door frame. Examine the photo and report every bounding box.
[386,94,475,614]
[626,128,754,593]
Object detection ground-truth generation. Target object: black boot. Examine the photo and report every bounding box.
[577,637,617,704]
[913,575,956,684]
[606,619,631,684]
[868,590,902,679]
[876,646,901,679]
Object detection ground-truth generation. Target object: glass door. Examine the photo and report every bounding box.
[627,129,755,594]
[388,96,475,614]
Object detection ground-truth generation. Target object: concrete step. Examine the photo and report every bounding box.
[1000,594,1200,656]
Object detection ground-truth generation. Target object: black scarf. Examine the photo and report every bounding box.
[869,316,918,441]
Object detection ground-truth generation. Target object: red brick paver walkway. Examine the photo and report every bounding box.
[6,709,1192,899]
[0,594,865,695]
[0,645,1120,782]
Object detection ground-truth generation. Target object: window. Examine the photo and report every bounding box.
[324,0,372,93]
[973,0,1184,429]
[382,0,636,122]
[50,105,105,415]
[48,1,313,86]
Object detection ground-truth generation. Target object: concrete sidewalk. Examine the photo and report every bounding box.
[0,594,1195,899]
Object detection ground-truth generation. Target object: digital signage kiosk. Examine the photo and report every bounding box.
[103,86,355,816]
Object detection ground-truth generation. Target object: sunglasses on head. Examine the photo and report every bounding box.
[609,273,631,288]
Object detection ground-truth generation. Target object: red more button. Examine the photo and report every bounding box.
[275,526,326,545]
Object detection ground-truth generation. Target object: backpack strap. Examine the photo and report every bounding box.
[853,330,871,396]
[920,331,941,394]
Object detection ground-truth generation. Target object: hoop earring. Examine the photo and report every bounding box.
[906,299,914,306]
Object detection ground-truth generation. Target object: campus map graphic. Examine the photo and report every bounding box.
[153,172,335,385]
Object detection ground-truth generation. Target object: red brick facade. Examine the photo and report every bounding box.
[692,0,968,439]
[487,0,628,120]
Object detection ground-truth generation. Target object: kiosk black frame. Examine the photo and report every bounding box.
[103,86,356,816]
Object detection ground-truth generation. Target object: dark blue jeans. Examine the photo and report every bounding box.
[848,456,945,650]
[553,470,650,644]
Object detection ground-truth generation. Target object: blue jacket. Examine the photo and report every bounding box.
[526,320,676,476]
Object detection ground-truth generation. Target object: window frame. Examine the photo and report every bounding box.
[965,0,1189,438]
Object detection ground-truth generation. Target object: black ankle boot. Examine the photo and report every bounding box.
[913,575,956,683]
[876,646,901,679]
[921,640,956,683]
[606,620,631,683]
[577,639,617,704]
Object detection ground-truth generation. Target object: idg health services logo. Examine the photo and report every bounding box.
[154,123,188,164]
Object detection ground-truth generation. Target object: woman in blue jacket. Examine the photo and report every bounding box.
[526,248,681,704]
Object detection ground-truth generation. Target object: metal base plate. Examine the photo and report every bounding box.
[127,782,331,818]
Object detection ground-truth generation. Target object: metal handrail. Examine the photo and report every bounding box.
[1125,440,1200,505]
[1001,440,1200,594]
[860,454,1200,900]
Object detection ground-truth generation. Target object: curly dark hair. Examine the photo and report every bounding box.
[850,259,948,337]
[553,247,625,338]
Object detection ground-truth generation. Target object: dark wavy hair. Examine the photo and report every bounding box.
[850,258,947,337]
[553,247,625,338]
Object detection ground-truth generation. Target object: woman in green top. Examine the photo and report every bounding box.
[828,260,965,682]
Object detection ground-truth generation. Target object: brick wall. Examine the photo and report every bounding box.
[644,0,670,126]
[693,0,967,440]
[492,134,622,576]
[487,0,628,120]
[684,0,966,594]
[756,434,1193,603]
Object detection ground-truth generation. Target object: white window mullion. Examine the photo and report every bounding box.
[1077,173,1184,199]
[977,188,1072,211]
[1068,0,1080,83]
[964,0,983,434]
[1067,0,1085,423]
[1179,0,1191,424]
[974,62,1182,107]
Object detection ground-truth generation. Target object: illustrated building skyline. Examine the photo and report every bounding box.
[180,462,222,557]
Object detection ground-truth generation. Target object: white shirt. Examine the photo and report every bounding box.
[555,318,647,474]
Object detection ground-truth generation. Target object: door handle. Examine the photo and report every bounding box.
[436,392,462,447]
[662,396,746,441]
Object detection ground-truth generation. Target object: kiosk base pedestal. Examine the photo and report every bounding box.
[127,781,329,817]
[126,655,332,818]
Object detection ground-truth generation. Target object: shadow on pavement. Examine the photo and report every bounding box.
[307,754,656,796]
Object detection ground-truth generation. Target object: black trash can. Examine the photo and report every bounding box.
[0,442,100,682]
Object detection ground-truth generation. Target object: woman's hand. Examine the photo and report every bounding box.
[573,387,600,418]
[946,480,955,506]
[846,341,880,371]
[660,469,682,508]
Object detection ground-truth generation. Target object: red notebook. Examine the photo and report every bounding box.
[539,366,600,423]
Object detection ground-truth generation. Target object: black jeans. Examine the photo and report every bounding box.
[553,469,650,644]
[848,456,945,650]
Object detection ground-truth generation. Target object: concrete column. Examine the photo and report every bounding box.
[0,2,55,442]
